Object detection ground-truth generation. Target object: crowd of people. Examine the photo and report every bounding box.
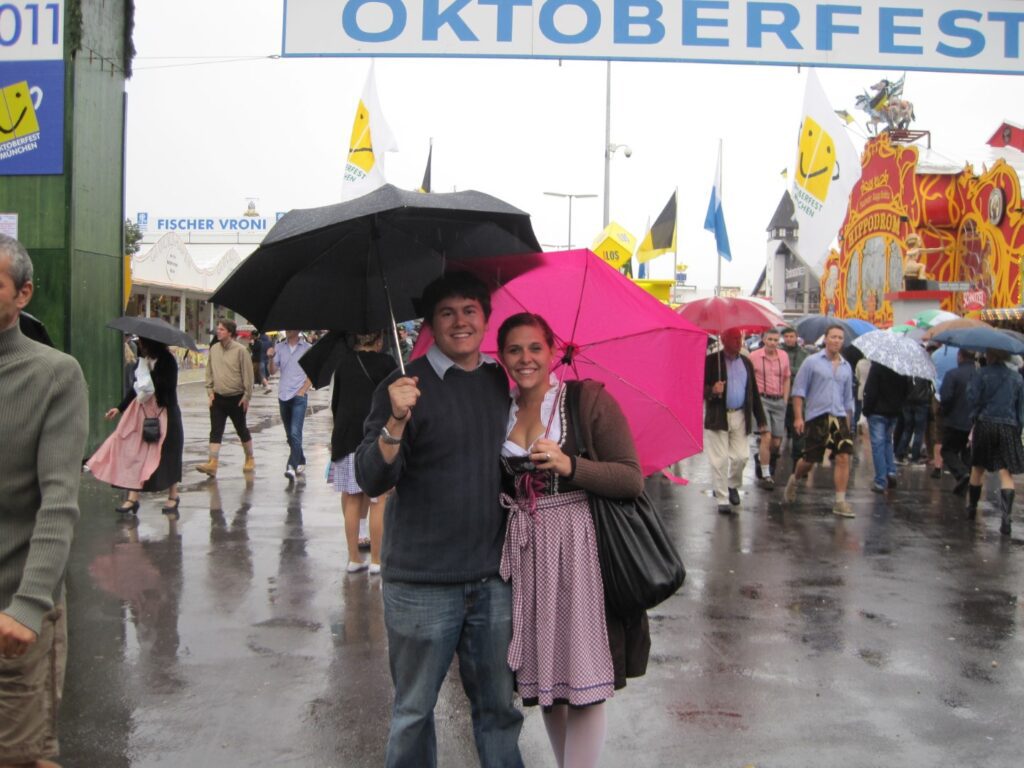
[703,320,1024,536]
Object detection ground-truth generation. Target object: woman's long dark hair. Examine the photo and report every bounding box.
[136,337,169,359]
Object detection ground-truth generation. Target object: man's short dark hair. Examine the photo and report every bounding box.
[824,323,846,338]
[763,328,781,338]
[780,326,796,335]
[218,319,238,337]
[420,271,492,326]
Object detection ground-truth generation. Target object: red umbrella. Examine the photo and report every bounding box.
[676,296,783,335]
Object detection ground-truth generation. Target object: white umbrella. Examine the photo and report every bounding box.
[852,330,937,380]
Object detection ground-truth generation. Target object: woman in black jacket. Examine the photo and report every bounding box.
[326,332,397,573]
[105,338,184,515]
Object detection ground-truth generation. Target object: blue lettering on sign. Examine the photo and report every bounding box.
[342,0,407,42]
[937,11,984,58]
[424,0,479,40]
[879,6,923,54]
[815,4,860,50]
[988,11,1024,58]
[614,0,664,44]
[0,2,61,47]
[539,0,601,44]
[0,4,22,46]
[682,0,728,47]
[479,0,531,42]
[747,2,803,49]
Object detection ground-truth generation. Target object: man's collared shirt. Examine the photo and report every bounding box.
[274,338,311,400]
[426,343,497,379]
[792,350,855,421]
[724,353,747,410]
[749,347,791,397]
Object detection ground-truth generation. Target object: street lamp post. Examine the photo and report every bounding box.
[602,61,632,227]
[545,191,598,250]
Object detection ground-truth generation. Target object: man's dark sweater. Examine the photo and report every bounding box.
[862,363,908,418]
[355,354,509,584]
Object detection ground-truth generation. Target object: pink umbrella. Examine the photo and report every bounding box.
[414,249,708,476]
[676,295,783,334]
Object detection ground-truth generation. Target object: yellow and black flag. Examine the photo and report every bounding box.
[418,140,432,193]
[636,190,676,263]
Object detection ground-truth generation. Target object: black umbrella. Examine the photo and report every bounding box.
[107,316,199,352]
[209,184,541,338]
[19,311,53,347]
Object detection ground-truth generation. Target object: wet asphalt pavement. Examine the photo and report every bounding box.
[59,380,1024,767]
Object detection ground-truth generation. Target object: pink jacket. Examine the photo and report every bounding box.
[87,397,166,489]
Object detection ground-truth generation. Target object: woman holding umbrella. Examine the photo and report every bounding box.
[496,312,647,768]
[965,348,1024,535]
[96,337,184,515]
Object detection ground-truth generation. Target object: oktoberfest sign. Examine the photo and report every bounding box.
[0,1,65,176]
[283,0,1024,74]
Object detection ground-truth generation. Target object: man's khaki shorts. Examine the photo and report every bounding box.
[0,602,66,763]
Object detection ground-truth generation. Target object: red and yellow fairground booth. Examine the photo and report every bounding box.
[820,129,1024,327]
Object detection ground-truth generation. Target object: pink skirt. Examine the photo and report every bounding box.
[499,489,614,707]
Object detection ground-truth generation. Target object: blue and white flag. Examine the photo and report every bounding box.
[704,140,731,262]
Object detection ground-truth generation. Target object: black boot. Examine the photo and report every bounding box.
[754,458,763,480]
[1000,488,1015,536]
[770,451,780,478]
[966,484,982,520]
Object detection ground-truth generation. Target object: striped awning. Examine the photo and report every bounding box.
[980,307,1024,322]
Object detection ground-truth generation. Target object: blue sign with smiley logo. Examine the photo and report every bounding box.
[0,60,64,175]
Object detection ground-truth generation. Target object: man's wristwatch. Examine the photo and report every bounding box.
[379,425,403,445]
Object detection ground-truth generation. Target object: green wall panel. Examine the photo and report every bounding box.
[70,249,122,451]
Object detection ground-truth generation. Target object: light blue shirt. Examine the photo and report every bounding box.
[792,350,855,421]
[425,343,498,378]
[274,338,311,401]
[724,354,747,410]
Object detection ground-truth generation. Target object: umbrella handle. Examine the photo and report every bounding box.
[372,219,407,376]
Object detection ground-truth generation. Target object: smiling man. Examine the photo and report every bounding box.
[355,271,523,768]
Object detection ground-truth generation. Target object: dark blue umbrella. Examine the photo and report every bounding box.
[795,315,856,346]
[931,326,1024,355]
[843,318,877,336]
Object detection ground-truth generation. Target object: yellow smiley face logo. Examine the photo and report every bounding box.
[796,116,840,202]
[0,81,40,144]
[347,100,375,174]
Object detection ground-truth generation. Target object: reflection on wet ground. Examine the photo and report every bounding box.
[60,387,1024,766]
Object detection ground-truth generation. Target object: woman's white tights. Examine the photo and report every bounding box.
[541,702,607,768]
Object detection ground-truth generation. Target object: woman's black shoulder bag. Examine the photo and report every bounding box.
[567,381,685,619]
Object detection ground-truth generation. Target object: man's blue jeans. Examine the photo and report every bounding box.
[382,578,523,768]
[868,414,898,487]
[278,395,307,469]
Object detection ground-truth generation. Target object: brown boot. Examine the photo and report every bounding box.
[242,455,255,473]
[196,457,218,477]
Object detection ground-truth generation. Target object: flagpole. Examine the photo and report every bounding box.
[716,140,723,296]
[672,187,679,298]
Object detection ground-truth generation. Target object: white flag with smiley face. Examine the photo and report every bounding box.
[791,69,862,274]
[342,62,398,201]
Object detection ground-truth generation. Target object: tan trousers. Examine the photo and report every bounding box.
[705,410,749,501]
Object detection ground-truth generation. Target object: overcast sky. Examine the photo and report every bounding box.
[125,0,1024,291]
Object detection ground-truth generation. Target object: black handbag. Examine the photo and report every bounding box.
[568,382,685,618]
[141,402,161,444]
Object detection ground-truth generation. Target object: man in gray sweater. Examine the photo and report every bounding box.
[0,234,88,766]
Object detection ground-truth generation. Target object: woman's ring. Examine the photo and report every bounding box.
[545,452,551,460]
